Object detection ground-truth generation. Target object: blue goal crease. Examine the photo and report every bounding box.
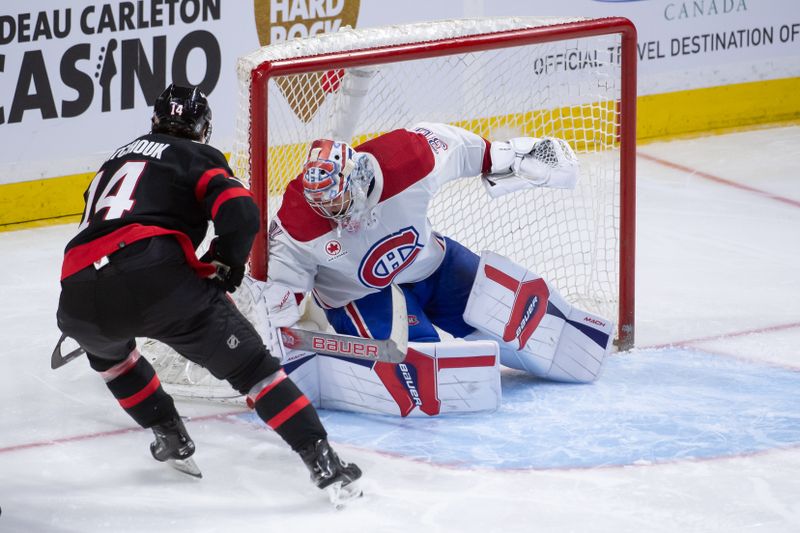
[242,348,800,470]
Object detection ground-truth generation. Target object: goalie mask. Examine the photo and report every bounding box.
[302,139,372,227]
[151,84,213,143]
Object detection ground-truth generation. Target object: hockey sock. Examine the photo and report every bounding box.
[247,370,327,452]
[89,349,178,428]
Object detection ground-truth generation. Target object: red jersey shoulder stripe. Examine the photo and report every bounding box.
[210,187,252,219]
[356,129,435,202]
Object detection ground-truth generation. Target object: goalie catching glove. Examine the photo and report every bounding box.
[483,137,580,198]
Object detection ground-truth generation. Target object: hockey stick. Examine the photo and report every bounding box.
[51,285,410,368]
[52,326,407,369]
[279,328,405,363]
[279,285,409,364]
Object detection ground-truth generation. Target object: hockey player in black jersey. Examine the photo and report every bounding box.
[56,84,361,503]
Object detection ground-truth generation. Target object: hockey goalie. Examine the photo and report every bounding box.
[238,121,614,417]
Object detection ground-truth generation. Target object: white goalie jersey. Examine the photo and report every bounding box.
[267,122,490,308]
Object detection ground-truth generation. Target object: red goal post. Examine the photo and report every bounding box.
[233,17,637,350]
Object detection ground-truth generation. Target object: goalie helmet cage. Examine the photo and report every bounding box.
[234,16,637,350]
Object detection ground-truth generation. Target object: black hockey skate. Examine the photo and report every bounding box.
[150,416,202,478]
[299,439,362,508]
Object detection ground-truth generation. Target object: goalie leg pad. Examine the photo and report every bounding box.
[545,307,613,382]
[316,339,501,417]
[281,352,321,408]
[463,251,613,383]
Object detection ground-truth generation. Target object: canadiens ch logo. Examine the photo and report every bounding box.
[358,227,423,288]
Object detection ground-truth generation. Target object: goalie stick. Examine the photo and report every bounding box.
[51,285,410,368]
[279,284,408,364]
[51,327,406,368]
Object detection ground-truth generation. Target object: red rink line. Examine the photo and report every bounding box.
[642,321,800,350]
[0,409,247,455]
[639,152,800,208]
[5,325,799,457]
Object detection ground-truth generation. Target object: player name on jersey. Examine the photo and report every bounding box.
[108,139,170,161]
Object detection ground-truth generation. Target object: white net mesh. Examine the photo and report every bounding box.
[140,338,243,401]
[235,16,624,317]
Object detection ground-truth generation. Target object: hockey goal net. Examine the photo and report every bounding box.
[235,16,636,344]
[146,16,637,399]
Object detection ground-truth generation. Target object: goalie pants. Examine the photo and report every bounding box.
[325,237,480,341]
[57,236,326,449]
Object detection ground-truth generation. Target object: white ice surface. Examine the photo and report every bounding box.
[1,126,799,532]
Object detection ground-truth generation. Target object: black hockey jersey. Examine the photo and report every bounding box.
[61,133,259,280]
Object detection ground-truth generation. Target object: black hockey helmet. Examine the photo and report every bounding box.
[151,84,212,142]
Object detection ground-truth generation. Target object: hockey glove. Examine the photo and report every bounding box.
[211,262,245,293]
[200,239,245,293]
[484,137,579,198]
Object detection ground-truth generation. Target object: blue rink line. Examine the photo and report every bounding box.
[245,349,800,470]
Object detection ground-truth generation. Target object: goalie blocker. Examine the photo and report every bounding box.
[463,251,613,382]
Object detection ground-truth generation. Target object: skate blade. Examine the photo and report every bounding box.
[326,479,363,510]
[166,457,203,478]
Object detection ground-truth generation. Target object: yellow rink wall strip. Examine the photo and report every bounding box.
[0,172,94,228]
[1,76,799,232]
[638,77,800,140]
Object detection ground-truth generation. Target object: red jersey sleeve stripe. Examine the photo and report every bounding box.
[195,167,230,202]
[118,375,161,409]
[481,138,492,174]
[266,396,311,430]
[210,188,252,219]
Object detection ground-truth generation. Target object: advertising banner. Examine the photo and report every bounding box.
[0,0,797,188]
[0,0,257,183]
